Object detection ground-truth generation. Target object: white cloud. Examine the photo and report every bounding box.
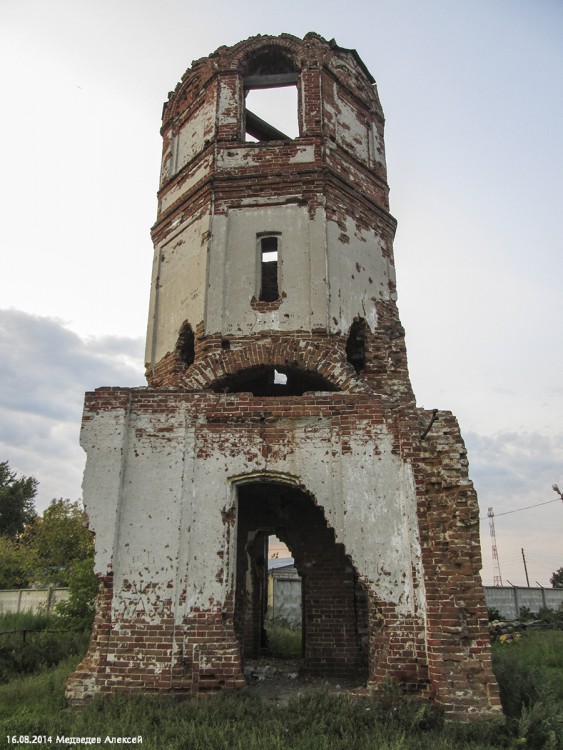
[0,309,144,511]
[466,430,563,587]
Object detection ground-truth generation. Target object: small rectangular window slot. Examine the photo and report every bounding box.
[260,236,279,302]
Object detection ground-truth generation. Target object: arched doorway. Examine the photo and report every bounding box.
[233,479,368,680]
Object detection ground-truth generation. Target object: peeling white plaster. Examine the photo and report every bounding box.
[326,215,394,334]
[175,101,215,173]
[146,213,210,367]
[83,405,424,618]
[289,145,315,163]
[216,148,261,169]
[325,83,369,165]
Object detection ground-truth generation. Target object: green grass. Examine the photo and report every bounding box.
[0,676,504,750]
[0,630,561,749]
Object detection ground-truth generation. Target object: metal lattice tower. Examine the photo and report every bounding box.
[488,507,503,586]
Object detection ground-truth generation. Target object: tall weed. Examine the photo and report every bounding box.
[493,630,563,749]
[264,617,302,658]
[0,610,53,632]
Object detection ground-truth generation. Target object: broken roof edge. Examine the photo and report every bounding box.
[326,36,376,85]
[163,32,376,122]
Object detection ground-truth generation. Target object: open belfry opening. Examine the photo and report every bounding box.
[66,33,501,720]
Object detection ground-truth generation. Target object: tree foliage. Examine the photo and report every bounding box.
[0,461,37,538]
[551,567,563,588]
[0,464,98,631]
[55,556,99,629]
[22,499,94,587]
[0,536,35,589]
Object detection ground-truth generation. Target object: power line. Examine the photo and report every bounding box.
[480,498,560,521]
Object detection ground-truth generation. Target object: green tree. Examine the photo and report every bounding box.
[0,461,37,538]
[550,567,563,588]
[0,535,36,589]
[23,499,94,586]
[56,556,99,629]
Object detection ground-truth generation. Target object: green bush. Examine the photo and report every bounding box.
[519,606,537,622]
[516,701,563,750]
[487,607,502,622]
[0,610,53,633]
[0,611,89,683]
[538,605,563,629]
[55,556,99,630]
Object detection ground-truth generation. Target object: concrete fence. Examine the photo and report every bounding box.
[267,573,563,626]
[0,587,69,615]
[483,586,563,620]
[4,583,562,622]
[268,574,302,628]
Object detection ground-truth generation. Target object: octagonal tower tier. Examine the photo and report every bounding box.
[145,33,408,403]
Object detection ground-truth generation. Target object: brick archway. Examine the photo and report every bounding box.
[233,477,368,680]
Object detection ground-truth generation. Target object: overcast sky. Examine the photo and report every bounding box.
[1,0,561,587]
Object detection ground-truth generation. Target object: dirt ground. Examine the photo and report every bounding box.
[243,658,367,706]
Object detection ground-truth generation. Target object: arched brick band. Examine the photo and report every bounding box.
[180,335,372,393]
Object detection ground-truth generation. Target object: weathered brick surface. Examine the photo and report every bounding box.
[67,33,500,720]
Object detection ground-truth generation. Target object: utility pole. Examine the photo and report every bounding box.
[521,547,530,587]
[488,507,503,586]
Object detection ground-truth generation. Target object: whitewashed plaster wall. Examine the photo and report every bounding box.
[206,204,322,335]
[206,205,396,338]
[81,402,426,624]
[145,211,210,368]
[326,215,396,334]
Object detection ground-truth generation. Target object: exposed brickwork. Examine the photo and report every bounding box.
[147,329,371,392]
[68,33,500,721]
[66,572,245,700]
[413,409,500,716]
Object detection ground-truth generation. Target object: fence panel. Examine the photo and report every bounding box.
[0,588,69,615]
[484,586,563,620]
[270,576,301,628]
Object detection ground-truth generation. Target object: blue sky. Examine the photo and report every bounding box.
[1,0,562,586]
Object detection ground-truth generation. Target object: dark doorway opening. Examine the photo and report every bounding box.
[234,481,368,680]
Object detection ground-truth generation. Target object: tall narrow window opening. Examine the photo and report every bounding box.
[243,47,299,142]
[259,236,279,302]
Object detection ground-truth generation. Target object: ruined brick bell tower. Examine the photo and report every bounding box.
[67,33,500,719]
